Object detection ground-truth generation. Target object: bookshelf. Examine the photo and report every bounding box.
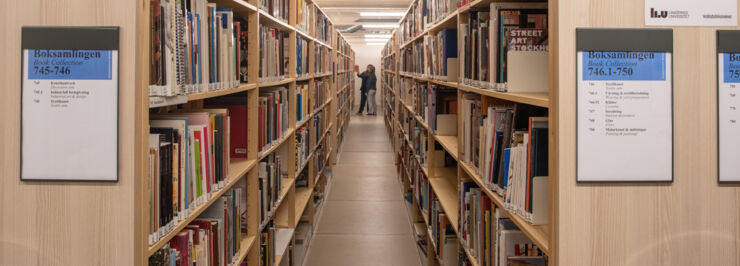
[381,1,740,266]
[137,0,353,264]
[386,1,554,264]
[0,0,349,265]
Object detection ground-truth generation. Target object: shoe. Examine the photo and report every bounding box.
[356,112,363,116]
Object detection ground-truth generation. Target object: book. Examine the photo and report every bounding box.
[149,1,241,97]
[296,36,309,78]
[259,25,289,82]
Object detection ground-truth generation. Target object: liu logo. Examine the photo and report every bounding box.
[650,8,668,18]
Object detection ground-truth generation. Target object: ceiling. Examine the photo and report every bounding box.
[313,0,412,46]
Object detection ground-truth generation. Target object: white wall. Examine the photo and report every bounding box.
[351,44,383,113]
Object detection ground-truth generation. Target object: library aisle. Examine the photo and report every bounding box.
[304,111,422,266]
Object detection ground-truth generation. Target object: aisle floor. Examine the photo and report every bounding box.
[303,111,422,266]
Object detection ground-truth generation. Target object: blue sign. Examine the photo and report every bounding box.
[27,49,113,80]
[582,51,666,81]
[723,53,740,83]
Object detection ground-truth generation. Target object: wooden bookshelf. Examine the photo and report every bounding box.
[146,158,258,256]
[382,1,554,265]
[459,161,551,255]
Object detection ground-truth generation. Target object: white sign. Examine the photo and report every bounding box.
[718,53,740,182]
[21,49,119,181]
[577,51,673,182]
[645,0,737,26]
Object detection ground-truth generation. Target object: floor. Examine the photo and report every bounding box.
[303,109,422,266]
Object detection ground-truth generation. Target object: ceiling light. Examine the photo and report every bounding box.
[365,34,392,38]
[366,43,387,46]
[363,24,399,29]
[360,12,406,17]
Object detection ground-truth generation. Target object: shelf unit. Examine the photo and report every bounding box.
[383,0,553,265]
[137,0,354,265]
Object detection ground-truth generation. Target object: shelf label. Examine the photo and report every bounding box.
[577,51,673,182]
[645,0,737,26]
[21,27,119,182]
[718,53,740,182]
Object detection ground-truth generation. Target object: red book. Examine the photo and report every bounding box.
[190,220,215,266]
[258,98,264,152]
[202,124,212,193]
[204,101,248,158]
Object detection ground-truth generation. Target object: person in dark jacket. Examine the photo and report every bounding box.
[356,64,377,115]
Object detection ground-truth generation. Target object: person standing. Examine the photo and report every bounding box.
[365,65,377,115]
[356,64,377,115]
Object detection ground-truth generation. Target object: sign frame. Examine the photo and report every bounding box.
[20,26,120,182]
[575,28,674,183]
[717,30,740,184]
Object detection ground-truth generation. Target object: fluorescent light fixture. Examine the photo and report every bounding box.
[362,24,399,29]
[364,37,389,41]
[360,12,405,17]
[365,34,392,38]
[366,43,387,46]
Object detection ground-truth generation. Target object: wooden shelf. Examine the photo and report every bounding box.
[314,72,332,78]
[459,161,550,255]
[458,83,549,108]
[210,0,258,15]
[296,75,313,81]
[258,9,293,32]
[273,227,295,266]
[259,177,296,230]
[187,83,257,101]
[426,11,458,33]
[234,235,258,265]
[428,78,458,88]
[296,98,332,128]
[293,187,313,227]
[434,135,458,161]
[401,31,426,49]
[428,173,458,230]
[258,128,296,160]
[147,158,257,256]
[258,77,296,88]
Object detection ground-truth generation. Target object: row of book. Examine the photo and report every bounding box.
[336,35,351,56]
[400,107,429,167]
[460,4,547,92]
[297,36,309,78]
[259,154,285,224]
[400,0,425,44]
[295,124,311,172]
[313,140,328,178]
[400,40,425,75]
[260,221,277,266]
[459,181,546,266]
[148,107,235,245]
[296,0,311,33]
[336,71,351,91]
[258,87,290,154]
[149,0,244,97]
[426,0,457,26]
[427,85,457,136]
[296,79,329,124]
[429,193,458,265]
[261,0,289,22]
[259,25,289,82]
[460,92,549,224]
[383,54,396,72]
[337,55,350,73]
[314,9,331,43]
[295,109,327,174]
[149,187,245,266]
[382,36,395,57]
[423,29,458,81]
[314,45,330,74]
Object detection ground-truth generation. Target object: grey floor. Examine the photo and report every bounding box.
[303,110,422,266]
